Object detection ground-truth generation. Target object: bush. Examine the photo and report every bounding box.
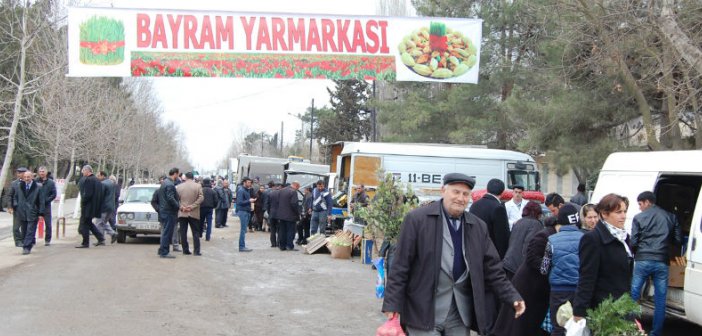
[586,294,643,336]
[356,173,418,242]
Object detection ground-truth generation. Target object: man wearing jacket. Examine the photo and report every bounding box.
[276,182,301,251]
[157,168,181,258]
[310,180,332,236]
[76,165,106,248]
[14,171,45,255]
[214,180,233,228]
[96,171,118,244]
[36,167,57,246]
[382,173,524,336]
[469,178,510,259]
[177,172,204,255]
[7,167,27,247]
[540,204,583,336]
[630,191,682,336]
[236,177,256,252]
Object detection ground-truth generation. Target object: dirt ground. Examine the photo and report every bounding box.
[0,216,385,336]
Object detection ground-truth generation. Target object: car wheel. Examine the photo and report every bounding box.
[117,230,127,243]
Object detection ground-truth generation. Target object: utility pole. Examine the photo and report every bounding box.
[309,99,314,160]
[372,80,377,142]
[280,121,284,152]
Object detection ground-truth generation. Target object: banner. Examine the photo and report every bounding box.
[68,7,482,83]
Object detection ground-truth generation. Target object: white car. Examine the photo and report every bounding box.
[115,184,161,243]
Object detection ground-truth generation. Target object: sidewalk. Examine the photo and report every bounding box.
[0,198,78,241]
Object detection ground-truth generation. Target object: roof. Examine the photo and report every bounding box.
[338,142,535,162]
[601,150,702,173]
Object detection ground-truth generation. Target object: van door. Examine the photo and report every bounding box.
[684,187,702,325]
[591,171,659,231]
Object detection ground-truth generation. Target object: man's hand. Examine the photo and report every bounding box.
[513,301,526,318]
[250,198,257,202]
[8,208,13,215]
[327,215,332,222]
[384,312,399,320]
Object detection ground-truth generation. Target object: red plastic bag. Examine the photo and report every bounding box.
[376,316,406,336]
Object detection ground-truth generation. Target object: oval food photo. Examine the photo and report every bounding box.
[398,21,478,80]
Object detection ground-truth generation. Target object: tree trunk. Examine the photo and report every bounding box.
[0,4,31,202]
[658,0,702,76]
[65,147,76,183]
[662,49,683,149]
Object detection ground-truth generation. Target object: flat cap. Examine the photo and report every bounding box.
[16,167,28,173]
[443,173,475,189]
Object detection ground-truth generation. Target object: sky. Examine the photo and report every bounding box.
[90,0,384,171]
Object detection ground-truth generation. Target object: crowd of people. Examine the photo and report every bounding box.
[382,174,682,336]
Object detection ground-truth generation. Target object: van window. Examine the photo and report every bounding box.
[654,175,702,255]
[508,170,540,191]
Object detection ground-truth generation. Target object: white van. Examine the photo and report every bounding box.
[591,150,702,325]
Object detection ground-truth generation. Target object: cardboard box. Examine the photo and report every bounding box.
[361,239,374,264]
[668,264,685,288]
[330,244,352,259]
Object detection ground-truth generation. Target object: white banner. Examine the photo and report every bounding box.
[68,7,482,83]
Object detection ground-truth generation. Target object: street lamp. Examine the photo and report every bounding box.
[310,99,314,160]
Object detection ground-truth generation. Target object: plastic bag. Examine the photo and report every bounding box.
[376,316,405,336]
[557,301,573,327]
[564,317,590,336]
[373,257,385,298]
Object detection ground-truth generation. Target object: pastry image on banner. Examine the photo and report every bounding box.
[398,21,478,79]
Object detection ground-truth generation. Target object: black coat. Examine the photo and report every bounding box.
[36,177,57,207]
[502,217,544,275]
[572,221,633,317]
[493,226,556,336]
[15,181,45,221]
[383,201,521,334]
[275,186,300,222]
[268,189,280,220]
[157,178,180,216]
[469,194,511,259]
[79,174,104,219]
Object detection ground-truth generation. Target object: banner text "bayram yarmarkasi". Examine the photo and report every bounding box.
[136,14,390,54]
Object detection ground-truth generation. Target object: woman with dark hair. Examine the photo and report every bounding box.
[493,211,558,336]
[573,193,632,321]
[502,201,544,280]
[579,203,598,231]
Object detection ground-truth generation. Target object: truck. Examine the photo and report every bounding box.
[590,150,702,326]
[328,142,543,219]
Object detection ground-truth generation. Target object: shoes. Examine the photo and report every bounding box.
[159,254,176,259]
[22,248,30,255]
[173,246,182,252]
[75,245,89,248]
[45,242,50,246]
[215,225,222,228]
[194,252,202,256]
[301,240,308,245]
[183,251,192,255]
[270,244,278,248]
[111,234,118,244]
[279,248,287,251]
[15,242,22,247]
[288,248,299,252]
[94,240,106,246]
[239,248,252,252]
[223,224,229,227]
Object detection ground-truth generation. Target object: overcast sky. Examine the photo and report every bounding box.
[90,0,383,171]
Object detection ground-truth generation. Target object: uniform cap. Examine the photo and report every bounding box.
[443,173,475,189]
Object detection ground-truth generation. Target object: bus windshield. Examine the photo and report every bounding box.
[508,170,540,191]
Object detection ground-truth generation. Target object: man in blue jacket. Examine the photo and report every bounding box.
[236,177,256,252]
[631,191,682,336]
[310,180,332,236]
[541,204,583,336]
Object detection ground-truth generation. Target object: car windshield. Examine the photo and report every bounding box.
[508,170,540,191]
[125,186,158,203]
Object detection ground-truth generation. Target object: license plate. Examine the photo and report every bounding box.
[136,222,160,230]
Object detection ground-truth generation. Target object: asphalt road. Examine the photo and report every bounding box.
[0,218,385,336]
[0,213,700,335]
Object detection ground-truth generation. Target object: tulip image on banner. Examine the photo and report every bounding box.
[79,16,125,65]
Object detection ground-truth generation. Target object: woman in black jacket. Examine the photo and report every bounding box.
[502,201,544,280]
[493,216,557,336]
[573,193,632,320]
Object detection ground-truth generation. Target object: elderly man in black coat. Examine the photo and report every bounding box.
[76,165,106,248]
[14,171,45,255]
[382,173,524,336]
